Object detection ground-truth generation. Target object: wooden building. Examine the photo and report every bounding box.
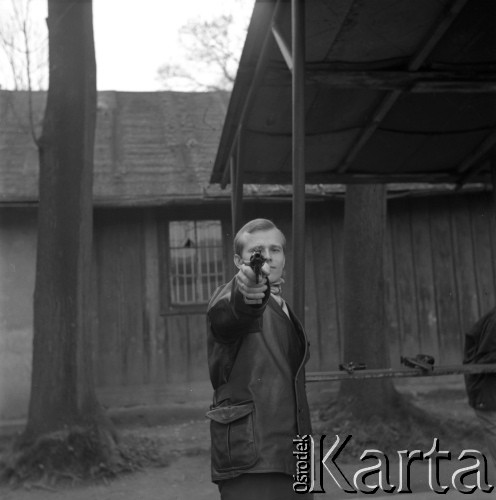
[0,89,494,420]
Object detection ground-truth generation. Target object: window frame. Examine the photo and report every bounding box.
[160,217,230,315]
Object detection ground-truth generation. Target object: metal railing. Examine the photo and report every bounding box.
[306,364,496,382]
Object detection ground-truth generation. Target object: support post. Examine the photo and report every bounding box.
[292,0,306,323]
[491,157,496,273]
[491,156,496,212]
[230,132,244,237]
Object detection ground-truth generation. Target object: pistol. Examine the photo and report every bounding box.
[249,247,267,284]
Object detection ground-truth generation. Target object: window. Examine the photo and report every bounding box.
[168,220,225,306]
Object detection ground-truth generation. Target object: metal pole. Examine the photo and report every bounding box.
[306,363,496,382]
[292,0,306,323]
[230,131,244,237]
[491,155,496,211]
[229,157,237,238]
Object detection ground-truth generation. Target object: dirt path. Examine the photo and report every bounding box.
[1,419,218,500]
[3,451,494,500]
[1,383,494,500]
[1,454,216,500]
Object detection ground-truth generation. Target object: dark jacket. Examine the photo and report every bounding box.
[463,307,496,411]
[206,278,312,483]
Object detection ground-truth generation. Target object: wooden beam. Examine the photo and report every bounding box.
[292,0,306,323]
[239,170,463,185]
[336,0,469,174]
[306,70,496,93]
[457,130,496,174]
[409,1,469,70]
[337,91,399,174]
[456,159,493,188]
[219,1,284,188]
[271,23,293,73]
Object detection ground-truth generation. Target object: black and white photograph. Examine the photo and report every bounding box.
[0,1,495,499]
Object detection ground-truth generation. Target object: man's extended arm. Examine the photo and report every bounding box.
[208,270,270,342]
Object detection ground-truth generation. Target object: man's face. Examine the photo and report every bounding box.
[235,228,285,283]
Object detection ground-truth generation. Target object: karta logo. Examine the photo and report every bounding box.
[293,435,494,495]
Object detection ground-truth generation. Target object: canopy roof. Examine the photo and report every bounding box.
[211,0,496,187]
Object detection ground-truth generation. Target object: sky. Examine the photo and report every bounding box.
[0,0,254,91]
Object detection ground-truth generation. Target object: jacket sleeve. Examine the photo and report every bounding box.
[207,277,270,343]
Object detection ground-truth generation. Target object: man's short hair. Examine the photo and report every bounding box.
[233,218,286,256]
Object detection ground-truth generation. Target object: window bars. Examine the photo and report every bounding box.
[168,220,225,305]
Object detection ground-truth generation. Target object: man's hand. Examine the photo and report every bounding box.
[236,263,269,305]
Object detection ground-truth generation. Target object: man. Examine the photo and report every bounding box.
[463,307,496,466]
[206,218,313,499]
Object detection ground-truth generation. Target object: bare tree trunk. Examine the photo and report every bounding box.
[24,0,110,441]
[338,184,401,419]
[0,1,149,484]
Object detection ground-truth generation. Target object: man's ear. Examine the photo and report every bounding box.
[234,254,243,269]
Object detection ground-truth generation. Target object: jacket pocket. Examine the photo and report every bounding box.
[206,401,258,472]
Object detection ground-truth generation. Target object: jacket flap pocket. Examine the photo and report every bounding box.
[206,402,254,424]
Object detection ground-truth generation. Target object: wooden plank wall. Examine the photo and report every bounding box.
[389,194,495,366]
[93,209,149,386]
[92,191,496,388]
[93,208,212,388]
[304,193,496,370]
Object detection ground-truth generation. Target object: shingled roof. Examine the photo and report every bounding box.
[0,90,486,206]
[0,90,230,205]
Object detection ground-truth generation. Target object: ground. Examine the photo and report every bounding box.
[0,379,494,499]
